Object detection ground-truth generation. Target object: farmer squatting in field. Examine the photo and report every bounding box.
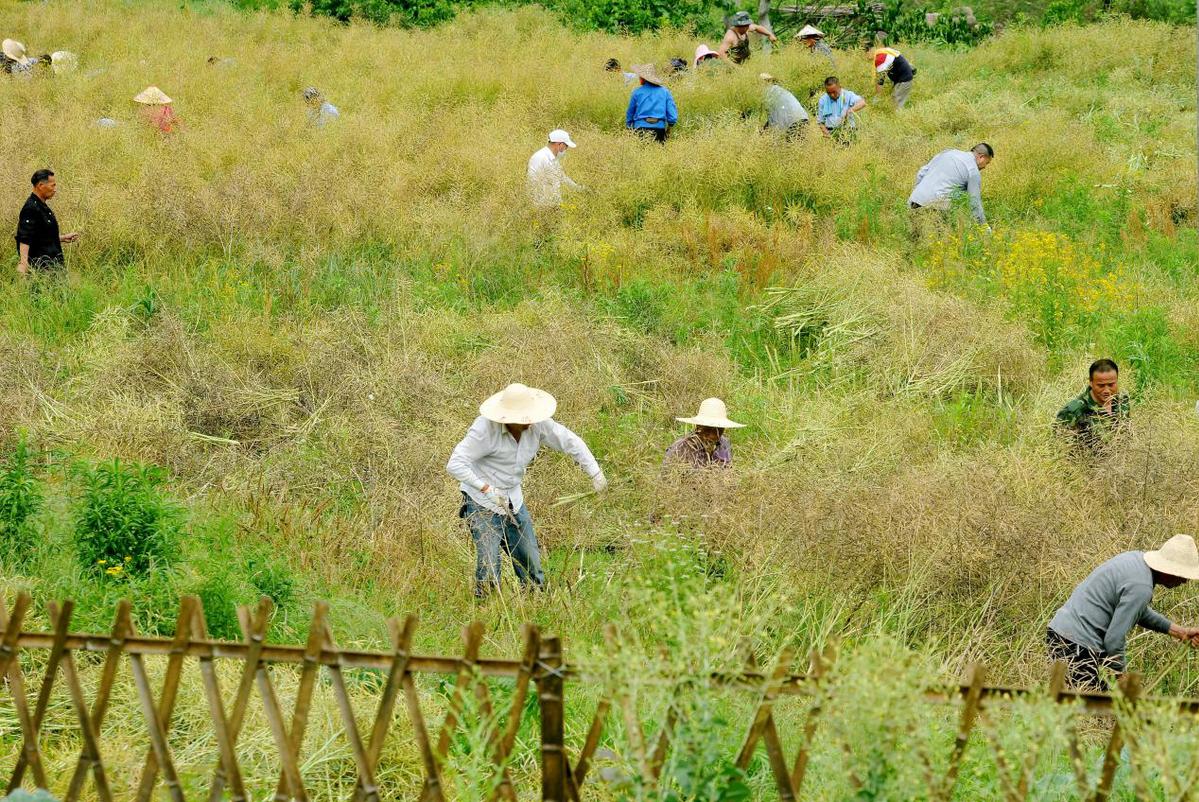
[1055,358,1130,452]
[761,73,810,140]
[1048,535,1199,690]
[446,383,608,598]
[663,398,745,469]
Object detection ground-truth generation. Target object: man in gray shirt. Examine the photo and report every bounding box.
[908,143,993,226]
[760,73,809,140]
[1047,535,1199,689]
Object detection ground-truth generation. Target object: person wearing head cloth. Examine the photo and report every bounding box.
[2,39,34,77]
[1047,535,1199,690]
[664,398,745,469]
[718,11,777,65]
[693,44,721,68]
[605,58,638,85]
[447,383,607,598]
[626,63,678,144]
[873,46,915,108]
[795,24,835,66]
[302,86,339,127]
[133,86,179,133]
[527,129,584,208]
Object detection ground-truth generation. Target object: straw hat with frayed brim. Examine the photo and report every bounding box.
[480,383,557,425]
[632,63,664,85]
[2,39,30,65]
[796,24,825,38]
[677,398,745,429]
[1144,535,1199,580]
[133,86,173,105]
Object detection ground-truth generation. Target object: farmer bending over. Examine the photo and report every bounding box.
[908,143,993,227]
[664,398,745,469]
[817,77,865,139]
[447,383,607,598]
[1048,535,1199,690]
[1055,358,1129,452]
[873,46,915,108]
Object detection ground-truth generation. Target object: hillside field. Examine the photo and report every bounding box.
[0,0,1198,797]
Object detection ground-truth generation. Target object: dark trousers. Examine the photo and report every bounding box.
[635,127,668,144]
[1046,629,1116,691]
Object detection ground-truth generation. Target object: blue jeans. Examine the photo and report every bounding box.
[460,494,545,595]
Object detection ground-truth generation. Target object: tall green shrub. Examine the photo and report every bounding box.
[0,438,44,570]
[73,460,182,578]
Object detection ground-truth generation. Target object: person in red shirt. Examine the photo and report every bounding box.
[133,86,180,133]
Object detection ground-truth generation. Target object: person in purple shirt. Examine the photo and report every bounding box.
[664,398,744,468]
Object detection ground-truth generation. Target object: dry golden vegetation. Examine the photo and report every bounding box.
[0,0,1196,796]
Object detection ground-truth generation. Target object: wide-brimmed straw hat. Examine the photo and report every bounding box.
[796,24,825,39]
[2,39,30,65]
[631,63,664,86]
[133,86,172,105]
[677,398,745,429]
[759,72,776,82]
[480,383,557,425]
[1144,535,1199,580]
[731,11,754,26]
[693,44,718,66]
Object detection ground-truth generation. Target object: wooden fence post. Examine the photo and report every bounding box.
[537,637,567,802]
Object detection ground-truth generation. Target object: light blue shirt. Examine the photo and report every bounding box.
[817,88,862,129]
[308,101,339,128]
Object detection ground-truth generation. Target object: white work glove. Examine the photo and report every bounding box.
[591,472,609,493]
[482,486,509,511]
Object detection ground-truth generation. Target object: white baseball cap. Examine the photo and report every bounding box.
[548,129,577,148]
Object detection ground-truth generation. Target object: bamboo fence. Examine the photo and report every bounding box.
[0,592,1191,801]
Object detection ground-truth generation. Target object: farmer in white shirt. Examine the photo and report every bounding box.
[527,129,583,208]
[447,383,608,597]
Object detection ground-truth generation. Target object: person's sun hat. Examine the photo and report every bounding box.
[759,72,775,82]
[796,24,825,39]
[693,44,719,66]
[874,51,896,72]
[480,383,557,425]
[2,39,30,65]
[1144,535,1199,580]
[548,129,576,148]
[677,398,745,429]
[731,10,754,26]
[133,86,172,105]
[632,63,664,86]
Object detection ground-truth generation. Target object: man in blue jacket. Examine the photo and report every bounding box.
[626,63,678,143]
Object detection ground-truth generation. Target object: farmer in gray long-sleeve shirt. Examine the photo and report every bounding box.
[1047,535,1199,690]
[908,143,993,226]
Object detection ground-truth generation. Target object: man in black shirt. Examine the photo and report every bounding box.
[874,48,916,109]
[16,169,80,275]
